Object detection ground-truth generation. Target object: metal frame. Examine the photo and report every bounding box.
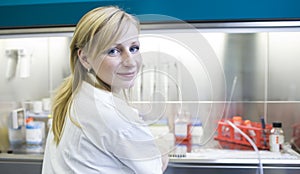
[1,20,300,36]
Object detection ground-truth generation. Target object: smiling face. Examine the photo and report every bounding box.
[89,23,141,91]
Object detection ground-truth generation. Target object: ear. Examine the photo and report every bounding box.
[78,49,91,70]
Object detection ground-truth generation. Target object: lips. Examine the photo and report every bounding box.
[116,71,136,79]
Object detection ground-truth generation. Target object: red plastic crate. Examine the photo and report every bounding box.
[214,119,272,150]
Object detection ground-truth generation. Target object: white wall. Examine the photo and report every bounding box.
[0,36,70,103]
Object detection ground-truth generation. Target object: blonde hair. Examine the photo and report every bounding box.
[52,6,140,144]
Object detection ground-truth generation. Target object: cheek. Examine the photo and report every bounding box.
[135,55,143,70]
[98,59,119,78]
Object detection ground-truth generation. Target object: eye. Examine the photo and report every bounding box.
[129,45,140,54]
[107,48,121,57]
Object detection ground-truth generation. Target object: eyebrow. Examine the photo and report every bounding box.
[114,41,140,47]
[131,41,139,44]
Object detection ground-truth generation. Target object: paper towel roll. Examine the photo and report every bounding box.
[19,50,31,78]
[19,56,31,78]
[5,57,18,79]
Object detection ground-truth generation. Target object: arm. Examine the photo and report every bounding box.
[73,92,164,173]
[107,124,164,174]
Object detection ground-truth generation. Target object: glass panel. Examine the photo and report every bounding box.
[268,32,300,101]
[1,26,300,152]
[221,33,268,101]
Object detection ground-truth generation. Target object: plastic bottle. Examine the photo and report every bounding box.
[269,122,284,152]
[174,111,191,143]
[26,117,43,146]
[191,119,203,146]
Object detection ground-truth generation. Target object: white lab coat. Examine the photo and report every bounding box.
[42,81,163,174]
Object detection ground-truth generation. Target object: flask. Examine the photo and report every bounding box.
[269,122,284,152]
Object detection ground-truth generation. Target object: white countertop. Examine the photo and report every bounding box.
[169,148,300,165]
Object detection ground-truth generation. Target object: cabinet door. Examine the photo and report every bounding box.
[0,160,42,174]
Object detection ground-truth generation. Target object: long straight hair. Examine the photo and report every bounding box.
[52,6,140,145]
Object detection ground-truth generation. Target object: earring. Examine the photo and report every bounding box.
[87,68,98,85]
[86,67,93,73]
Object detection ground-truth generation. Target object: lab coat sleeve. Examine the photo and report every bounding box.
[72,94,163,174]
[107,124,163,174]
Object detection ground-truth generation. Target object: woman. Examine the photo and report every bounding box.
[42,6,167,174]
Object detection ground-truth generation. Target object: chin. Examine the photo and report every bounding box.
[114,80,136,89]
[124,82,135,89]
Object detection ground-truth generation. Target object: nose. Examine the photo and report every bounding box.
[122,50,135,67]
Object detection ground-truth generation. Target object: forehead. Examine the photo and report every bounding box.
[115,23,139,44]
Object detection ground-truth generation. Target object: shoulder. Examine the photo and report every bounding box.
[78,81,113,104]
[73,81,144,131]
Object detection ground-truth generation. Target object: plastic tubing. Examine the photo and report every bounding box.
[224,76,263,174]
[225,120,263,174]
[197,76,263,174]
[199,76,237,146]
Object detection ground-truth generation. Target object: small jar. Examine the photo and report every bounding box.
[269,122,284,152]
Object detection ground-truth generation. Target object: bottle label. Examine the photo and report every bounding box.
[269,134,284,152]
[26,128,42,144]
[175,123,187,137]
[191,126,203,136]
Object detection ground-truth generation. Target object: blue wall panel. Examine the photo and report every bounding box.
[0,0,300,28]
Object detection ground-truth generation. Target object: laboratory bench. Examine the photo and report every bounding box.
[1,149,300,174]
[165,149,300,174]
